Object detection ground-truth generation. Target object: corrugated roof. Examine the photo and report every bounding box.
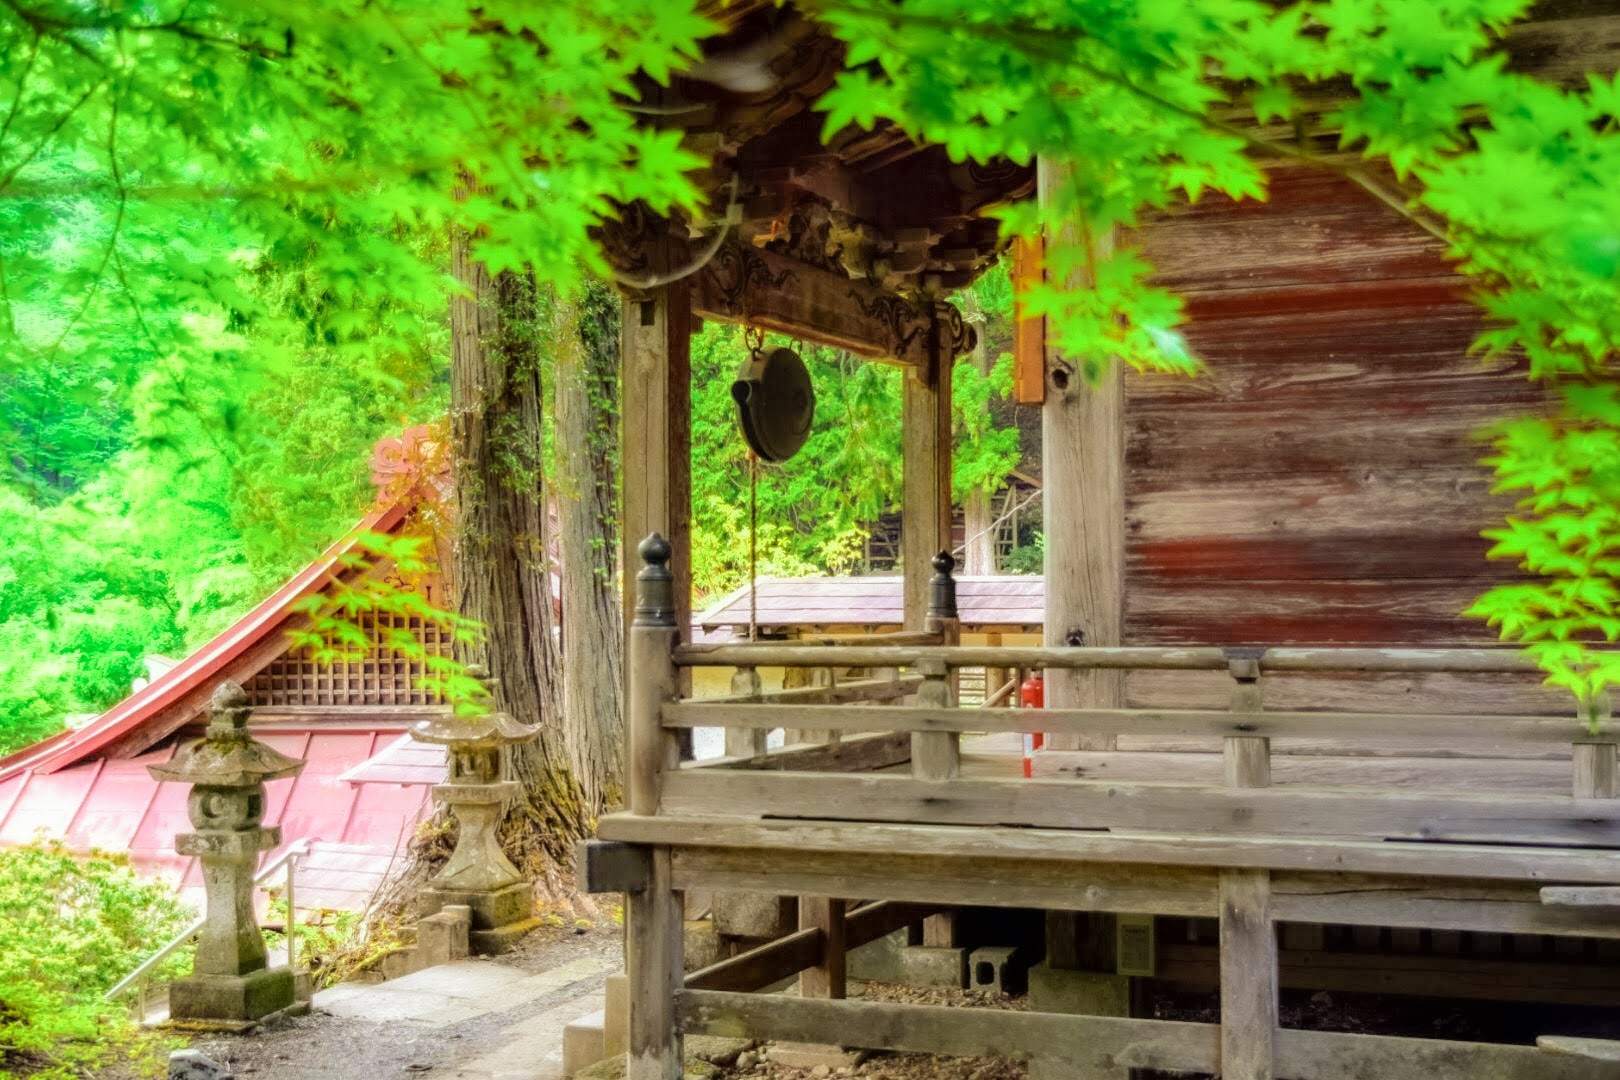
[339,733,446,785]
[697,575,1045,632]
[0,727,435,911]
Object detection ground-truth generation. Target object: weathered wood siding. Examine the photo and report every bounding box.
[1126,167,1547,653]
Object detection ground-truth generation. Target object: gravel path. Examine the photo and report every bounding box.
[184,923,622,1080]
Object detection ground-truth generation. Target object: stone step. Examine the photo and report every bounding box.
[562,1009,606,1077]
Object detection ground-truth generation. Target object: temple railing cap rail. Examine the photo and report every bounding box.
[670,643,1581,675]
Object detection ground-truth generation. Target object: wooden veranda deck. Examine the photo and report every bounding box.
[585,540,1620,1080]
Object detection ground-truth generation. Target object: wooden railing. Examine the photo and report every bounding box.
[607,537,1620,1080]
[630,538,1619,851]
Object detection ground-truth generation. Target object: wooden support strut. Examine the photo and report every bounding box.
[913,552,961,781]
[724,666,768,759]
[626,535,684,1080]
[1221,651,1278,1080]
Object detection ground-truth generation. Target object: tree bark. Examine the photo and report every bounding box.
[554,276,624,815]
[450,234,584,873]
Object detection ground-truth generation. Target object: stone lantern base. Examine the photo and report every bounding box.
[168,966,299,1025]
[420,882,537,954]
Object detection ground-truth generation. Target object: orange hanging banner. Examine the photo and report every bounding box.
[1010,235,1046,405]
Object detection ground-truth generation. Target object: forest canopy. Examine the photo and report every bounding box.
[3,0,1620,748]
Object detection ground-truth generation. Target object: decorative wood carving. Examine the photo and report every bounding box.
[692,239,977,365]
[931,299,976,359]
[592,201,666,291]
[848,290,929,361]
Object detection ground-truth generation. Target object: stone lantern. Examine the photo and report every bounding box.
[411,668,540,953]
[148,681,304,1024]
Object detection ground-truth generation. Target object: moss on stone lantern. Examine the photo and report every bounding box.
[410,667,541,952]
[148,681,305,1025]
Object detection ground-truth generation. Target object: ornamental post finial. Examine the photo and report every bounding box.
[635,533,676,628]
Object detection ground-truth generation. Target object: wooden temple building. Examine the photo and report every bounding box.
[583,3,1620,1079]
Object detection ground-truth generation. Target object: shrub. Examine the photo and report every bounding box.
[0,840,193,1078]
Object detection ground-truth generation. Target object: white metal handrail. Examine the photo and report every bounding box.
[104,839,309,1011]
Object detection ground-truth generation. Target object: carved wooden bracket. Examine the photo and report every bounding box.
[692,239,975,365]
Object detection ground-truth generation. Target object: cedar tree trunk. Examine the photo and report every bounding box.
[553,276,624,815]
[450,234,584,872]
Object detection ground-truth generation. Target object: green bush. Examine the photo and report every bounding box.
[0,841,193,1078]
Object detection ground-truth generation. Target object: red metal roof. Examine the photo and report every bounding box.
[0,728,436,911]
[0,502,410,780]
[339,734,447,786]
[697,575,1045,633]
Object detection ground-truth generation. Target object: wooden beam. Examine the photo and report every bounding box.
[692,240,971,367]
[798,896,846,999]
[1161,941,1620,1008]
[672,845,1219,917]
[697,675,922,708]
[662,701,1589,746]
[1275,873,1620,939]
[671,642,1562,674]
[1274,1026,1618,1080]
[657,770,1620,847]
[684,900,939,993]
[721,731,912,773]
[597,814,1620,885]
[676,990,1220,1075]
[686,925,824,993]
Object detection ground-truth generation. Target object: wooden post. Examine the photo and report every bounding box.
[913,553,961,780]
[627,847,683,1080]
[1224,653,1270,788]
[1038,160,1123,752]
[725,667,768,759]
[1220,651,1276,1080]
[902,318,952,632]
[799,897,847,1000]
[1574,690,1616,799]
[1219,869,1277,1080]
[625,536,684,1080]
[1574,742,1617,799]
[784,666,835,745]
[628,536,681,817]
[621,262,692,706]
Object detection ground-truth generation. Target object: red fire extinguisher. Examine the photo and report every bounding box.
[1019,673,1045,776]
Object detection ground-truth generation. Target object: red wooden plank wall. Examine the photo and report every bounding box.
[1125,166,1547,650]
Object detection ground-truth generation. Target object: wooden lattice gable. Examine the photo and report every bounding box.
[242,574,452,710]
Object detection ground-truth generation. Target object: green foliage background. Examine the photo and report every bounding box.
[688,266,1024,602]
[1,0,1618,737]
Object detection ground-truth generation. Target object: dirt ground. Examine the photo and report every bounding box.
[122,929,1620,1080]
[167,920,622,1079]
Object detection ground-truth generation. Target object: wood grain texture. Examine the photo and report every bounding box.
[798,896,846,1000]
[901,350,951,630]
[619,277,691,692]
[658,769,1620,847]
[598,814,1620,884]
[677,990,1219,1075]
[1219,869,1277,1080]
[1123,166,1548,649]
[1041,161,1124,752]
[626,846,682,1080]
